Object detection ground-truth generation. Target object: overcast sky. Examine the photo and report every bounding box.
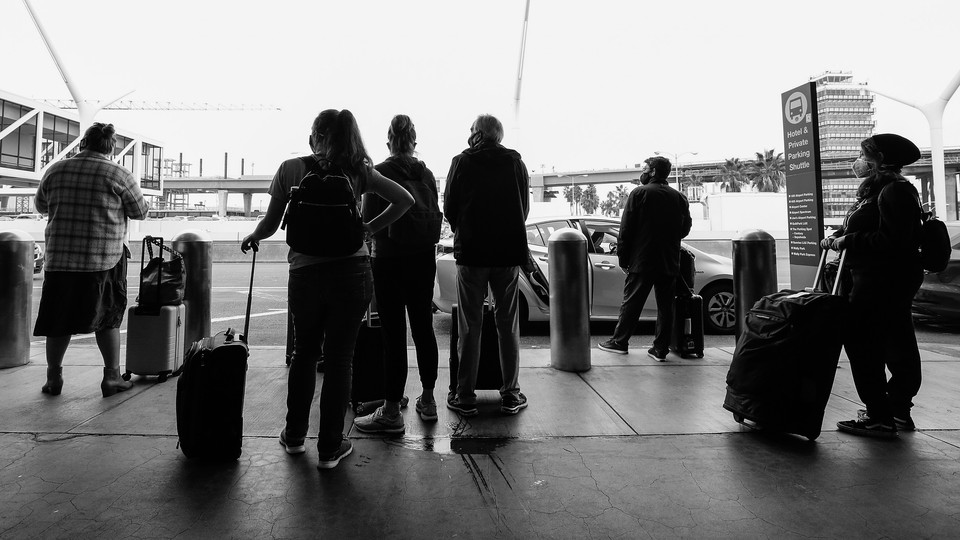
[3,0,960,178]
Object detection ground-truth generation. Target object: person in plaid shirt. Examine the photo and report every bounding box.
[33,122,148,397]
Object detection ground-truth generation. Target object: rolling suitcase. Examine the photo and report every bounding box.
[351,304,386,411]
[723,250,848,440]
[670,250,704,358]
[175,251,254,461]
[124,237,185,382]
[670,294,704,358]
[449,305,504,394]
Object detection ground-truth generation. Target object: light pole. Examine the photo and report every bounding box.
[654,151,698,193]
[558,174,589,215]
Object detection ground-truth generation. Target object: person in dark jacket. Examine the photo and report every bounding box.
[443,114,530,416]
[354,114,442,433]
[598,156,692,359]
[824,133,924,438]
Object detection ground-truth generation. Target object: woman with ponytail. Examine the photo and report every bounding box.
[242,109,413,469]
[353,115,442,433]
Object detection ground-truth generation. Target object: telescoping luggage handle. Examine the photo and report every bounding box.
[239,249,256,344]
[809,248,847,296]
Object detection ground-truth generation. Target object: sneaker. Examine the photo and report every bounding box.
[416,396,438,421]
[837,414,898,439]
[598,339,628,355]
[446,393,478,417]
[317,438,353,470]
[893,415,916,432]
[647,347,668,362]
[353,406,405,434]
[501,392,528,415]
[279,430,306,455]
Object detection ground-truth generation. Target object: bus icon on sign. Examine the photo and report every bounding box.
[784,91,807,125]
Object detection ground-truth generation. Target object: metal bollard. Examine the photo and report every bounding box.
[732,229,778,338]
[0,230,34,368]
[548,228,591,372]
[172,230,213,354]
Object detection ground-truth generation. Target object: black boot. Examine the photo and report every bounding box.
[101,368,133,397]
[41,366,63,396]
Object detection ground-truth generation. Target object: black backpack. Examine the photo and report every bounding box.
[378,159,443,246]
[920,212,951,272]
[902,180,951,273]
[281,156,364,257]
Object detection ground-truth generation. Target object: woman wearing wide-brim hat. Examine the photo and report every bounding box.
[821,133,924,438]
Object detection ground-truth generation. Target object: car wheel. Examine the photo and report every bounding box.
[701,281,736,335]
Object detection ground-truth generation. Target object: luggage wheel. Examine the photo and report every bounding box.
[158,372,168,383]
[696,353,704,359]
[121,371,131,381]
[733,414,761,430]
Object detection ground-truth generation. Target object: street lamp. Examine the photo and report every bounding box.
[654,151,698,193]
[557,174,589,215]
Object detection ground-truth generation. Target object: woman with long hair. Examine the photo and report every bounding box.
[353,114,442,434]
[822,133,924,438]
[242,109,413,469]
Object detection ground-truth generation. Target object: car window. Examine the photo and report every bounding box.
[526,225,545,246]
[536,220,572,244]
[581,220,620,254]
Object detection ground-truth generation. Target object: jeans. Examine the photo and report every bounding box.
[455,265,521,403]
[845,266,924,422]
[285,257,372,452]
[372,250,439,402]
[610,271,676,351]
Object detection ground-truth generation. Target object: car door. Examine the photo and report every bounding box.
[578,218,658,319]
[529,220,573,281]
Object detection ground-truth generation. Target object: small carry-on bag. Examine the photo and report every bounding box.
[449,305,504,394]
[124,237,185,382]
[723,249,848,441]
[176,251,255,461]
[670,254,705,359]
[352,301,386,411]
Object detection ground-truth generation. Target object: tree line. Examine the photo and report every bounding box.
[561,149,786,217]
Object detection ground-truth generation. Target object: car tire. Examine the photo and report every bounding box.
[700,281,736,335]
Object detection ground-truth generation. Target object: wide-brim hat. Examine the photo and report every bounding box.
[868,133,921,167]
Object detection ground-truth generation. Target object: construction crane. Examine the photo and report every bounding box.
[37,99,281,111]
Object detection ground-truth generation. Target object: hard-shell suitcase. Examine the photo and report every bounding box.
[175,251,254,461]
[670,294,704,358]
[449,305,504,393]
[723,250,848,440]
[124,304,185,382]
[124,237,185,382]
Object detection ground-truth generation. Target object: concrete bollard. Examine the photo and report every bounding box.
[173,230,213,354]
[0,230,34,368]
[548,228,591,372]
[732,229,778,339]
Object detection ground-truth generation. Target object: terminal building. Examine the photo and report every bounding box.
[0,89,164,214]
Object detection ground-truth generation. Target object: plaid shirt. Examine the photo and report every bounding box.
[35,150,148,272]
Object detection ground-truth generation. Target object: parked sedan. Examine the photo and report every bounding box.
[434,216,737,334]
[34,243,44,275]
[912,222,960,324]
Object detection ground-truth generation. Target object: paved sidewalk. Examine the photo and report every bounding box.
[2,343,959,539]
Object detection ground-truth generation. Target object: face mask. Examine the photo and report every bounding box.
[639,172,652,185]
[852,158,872,178]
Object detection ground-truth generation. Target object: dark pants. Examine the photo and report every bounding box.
[845,266,924,422]
[372,250,439,402]
[285,257,372,453]
[610,271,676,351]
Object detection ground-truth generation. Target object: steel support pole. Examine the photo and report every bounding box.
[548,228,591,372]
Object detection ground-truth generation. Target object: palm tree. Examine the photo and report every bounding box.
[580,184,600,215]
[716,157,746,193]
[600,185,632,217]
[746,149,786,193]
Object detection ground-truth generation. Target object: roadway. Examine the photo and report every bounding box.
[25,261,960,351]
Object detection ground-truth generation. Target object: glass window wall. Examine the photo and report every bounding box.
[0,99,38,170]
